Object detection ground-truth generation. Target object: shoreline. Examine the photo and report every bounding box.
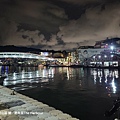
[0,85,79,120]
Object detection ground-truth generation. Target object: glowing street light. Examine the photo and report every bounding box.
[98,55,101,58]
[110,46,114,50]
[111,55,114,57]
[104,55,107,58]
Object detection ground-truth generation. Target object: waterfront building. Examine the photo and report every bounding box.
[68,51,77,65]
[50,52,68,66]
[77,38,120,67]
[94,37,120,48]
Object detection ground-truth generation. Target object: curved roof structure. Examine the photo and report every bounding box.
[0,52,54,61]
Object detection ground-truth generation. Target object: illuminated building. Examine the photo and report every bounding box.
[76,38,120,67]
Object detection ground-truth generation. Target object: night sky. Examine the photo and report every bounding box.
[0,0,120,50]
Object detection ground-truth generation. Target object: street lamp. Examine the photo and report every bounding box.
[110,46,114,50]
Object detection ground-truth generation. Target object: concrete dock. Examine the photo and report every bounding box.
[0,85,79,120]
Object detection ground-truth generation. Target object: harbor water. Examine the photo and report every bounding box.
[1,65,120,120]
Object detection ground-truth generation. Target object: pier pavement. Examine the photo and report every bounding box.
[0,85,79,120]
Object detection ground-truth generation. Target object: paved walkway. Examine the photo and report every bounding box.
[0,85,79,120]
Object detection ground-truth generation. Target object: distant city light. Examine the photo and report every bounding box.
[110,46,114,50]
[104,55,107,58]
[111,55,114,57]
[98,55,101,58]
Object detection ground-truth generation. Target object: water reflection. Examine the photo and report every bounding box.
[0,66,54,91]
[1,66,120,96]
[1,66,120,119]
[0,66,119,93]
[91,68,119,96]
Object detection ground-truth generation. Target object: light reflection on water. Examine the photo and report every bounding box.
[91,68,119,95]
[1,66,120,120]
[0,66,54,91]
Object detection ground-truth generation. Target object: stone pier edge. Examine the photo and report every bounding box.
[0,85,79,120]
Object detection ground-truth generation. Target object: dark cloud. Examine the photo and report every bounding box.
[0,0,68,44]
[22,35,29,39]
[57,1,120,47]
[0,0,120,50]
